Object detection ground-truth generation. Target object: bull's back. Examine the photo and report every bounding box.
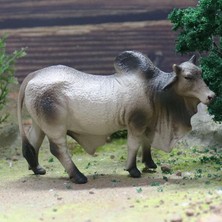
[24,65,126,135]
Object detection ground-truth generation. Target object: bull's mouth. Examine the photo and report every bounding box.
[200,94,215,106]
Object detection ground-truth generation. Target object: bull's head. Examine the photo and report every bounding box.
[164,56,215,105]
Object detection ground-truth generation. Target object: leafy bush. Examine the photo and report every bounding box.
[169,0,222,121]
[111,130,127,140]
[0,35,26,123]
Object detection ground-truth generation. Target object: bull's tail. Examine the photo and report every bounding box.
[17,76,29,140]
[17,73,45,174]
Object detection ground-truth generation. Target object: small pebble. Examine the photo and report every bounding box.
[205,198,212,204]
[161,164,171,173]
[186,209,195,216]
[11,156,18,161]
[16,152,21,156]
[176,171,182,177]
[210,205,222,214]
[159,200,164,205]
[110,155,115,159]
[89,191,95,194]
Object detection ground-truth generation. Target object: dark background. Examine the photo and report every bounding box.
[0,0,196,83]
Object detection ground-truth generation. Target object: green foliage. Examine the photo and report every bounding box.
[111,130,127,140]
[0,35,26,123]
[169,0,222,121]
[200,51,222,120]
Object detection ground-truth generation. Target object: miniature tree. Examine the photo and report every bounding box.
[169,0,222,121]
[0,35,26,123]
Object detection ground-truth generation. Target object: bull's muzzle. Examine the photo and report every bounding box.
[205,91,216,105]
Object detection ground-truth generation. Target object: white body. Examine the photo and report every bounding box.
[17,51,215,183]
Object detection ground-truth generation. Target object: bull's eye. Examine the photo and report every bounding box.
[184,76,193,80]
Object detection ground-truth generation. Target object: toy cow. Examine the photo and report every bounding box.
[17,51,215,183]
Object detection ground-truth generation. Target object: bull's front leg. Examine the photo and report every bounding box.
[125,133,141,178]
[142,145,157,169]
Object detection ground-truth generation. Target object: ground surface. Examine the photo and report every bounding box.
[1,133,222,222]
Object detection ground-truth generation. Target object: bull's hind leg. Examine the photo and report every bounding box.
[125,133,141,178]
[23,120,46,175]
[48,137,87,184]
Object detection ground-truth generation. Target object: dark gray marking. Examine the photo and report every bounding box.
[128,109,147,131]
[49,140,87,184]
[22,137,46,175]
[34,87,60,122]
[158,90,191,127]
[114,51,156,79]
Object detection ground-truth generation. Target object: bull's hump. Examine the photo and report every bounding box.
[114,51,156,78]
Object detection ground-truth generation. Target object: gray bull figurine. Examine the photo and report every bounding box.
[17,51,215,184]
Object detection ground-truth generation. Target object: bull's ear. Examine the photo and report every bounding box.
[189,55,196,64]
[172,64,182,75]
[162,73,177,91]
[162,64,180,90]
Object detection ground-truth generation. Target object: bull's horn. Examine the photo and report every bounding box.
[189,55,196,64]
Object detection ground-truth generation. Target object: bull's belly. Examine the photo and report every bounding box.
[68,120,123,136]
[67,113,124,136]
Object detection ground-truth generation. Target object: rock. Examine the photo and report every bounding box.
[161,164,171,173]
[186,209,195,216]
[177,151,183,155]
[11,156,19,161]
[179,104,222,149]
[210,205,222,214]
[205,198,212,205]
[176,171,182,177]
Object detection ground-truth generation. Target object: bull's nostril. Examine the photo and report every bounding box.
[208,96,213,101]
[208,93,215,101]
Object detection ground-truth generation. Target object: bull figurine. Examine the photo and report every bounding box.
[17,51,215,184]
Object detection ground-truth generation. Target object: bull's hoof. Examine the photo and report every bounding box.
[145,161,157,169]
[32,165,46,175]
[128,167,141,178]
[70,172,88,184]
